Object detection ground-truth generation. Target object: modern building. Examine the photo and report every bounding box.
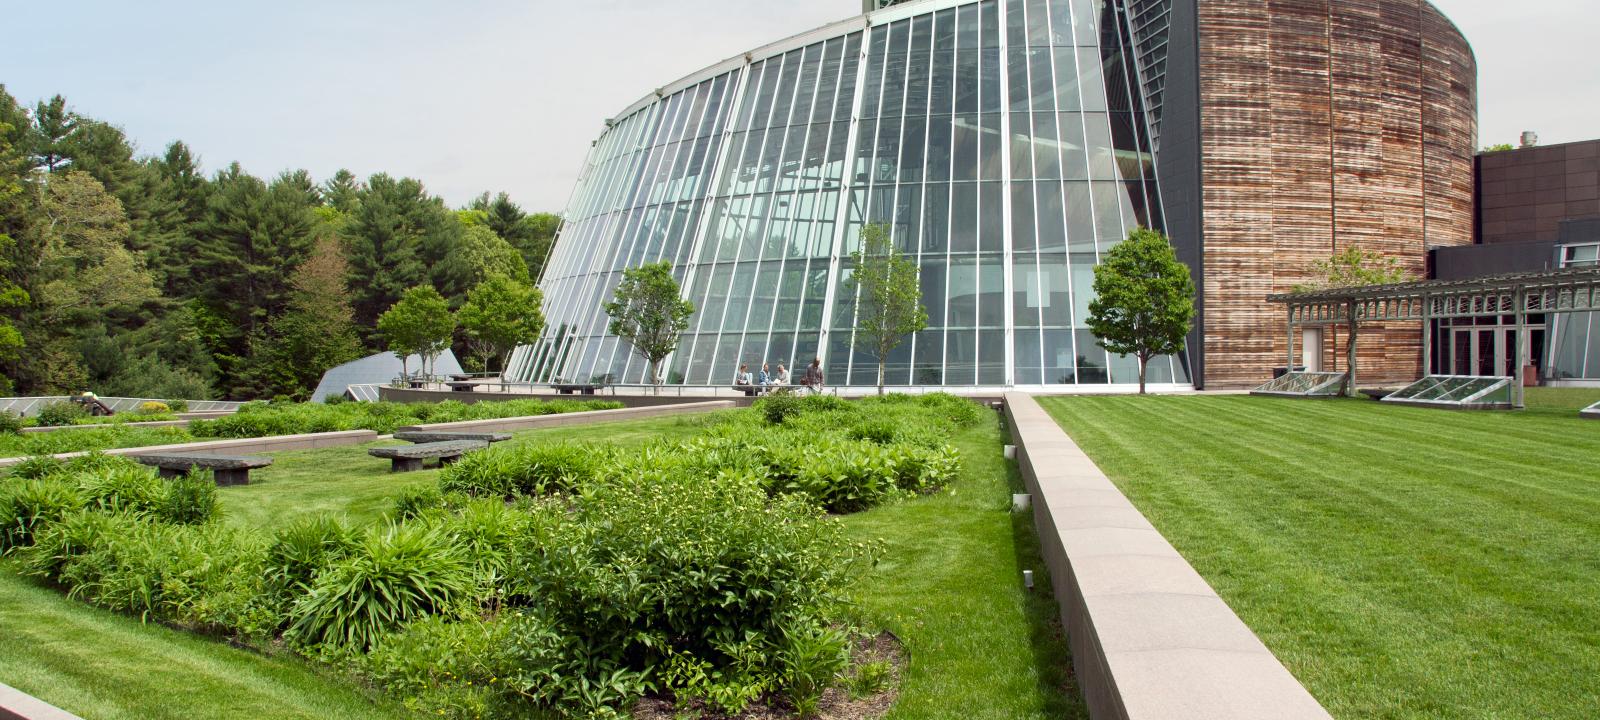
[506,0,1476,390]
[1430,138,1600,383]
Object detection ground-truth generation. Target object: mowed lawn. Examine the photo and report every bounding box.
[3,409,1085,719]
[1040,393,1600,719]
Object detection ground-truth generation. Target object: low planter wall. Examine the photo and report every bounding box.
[21,420,191,434]
[0,430,379,468]
[398,400,736,434]
[1002,392,1331,720]
[378,385,759,408]
[0,682,81,720]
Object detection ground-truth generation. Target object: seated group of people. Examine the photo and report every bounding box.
[734,358,825,393]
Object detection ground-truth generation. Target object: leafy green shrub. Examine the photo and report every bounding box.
[364,614,508,717]
[20,510,265,630]
[0,477,83,551]
[391,484,445,520]
[36,401,87,427]
[846,659,893,698]
[162,472,219,525]
[0,411,22,436]
[189,399,623,438]
[847,419,898,444]
[165,399,189,413]
[137,401,171,415]
[779,622,851,717]
[756,393,805,425]
[323,394,347,405]
[9,455,65,480]
[287,522,473,650]
[262,515,359,618]
[438,442,607,499]
[913,392,986,427]
[0,426,194,457]
[77,463,168,517]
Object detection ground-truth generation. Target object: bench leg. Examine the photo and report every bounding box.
[214,468,250,486]
[390,457,424,473]
[438,454,463,466]
[157,467,184,479]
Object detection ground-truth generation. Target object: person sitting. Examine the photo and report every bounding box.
[758,363,772,387]
[773,363,790,386]
[734,363,755,395]
[801,358,825,394]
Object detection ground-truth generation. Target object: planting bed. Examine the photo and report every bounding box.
[1,395,1083,719]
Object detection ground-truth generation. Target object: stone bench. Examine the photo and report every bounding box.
[132,453,273,486]
[368,439,488,472]
[550,383,602,395]
[445,381,482,392]
[392,431,512,444]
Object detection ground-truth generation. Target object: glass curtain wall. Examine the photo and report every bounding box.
[511,0,1190,388]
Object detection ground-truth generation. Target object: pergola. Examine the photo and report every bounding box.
[1266,267,1600,407]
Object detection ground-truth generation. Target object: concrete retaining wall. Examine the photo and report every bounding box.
[0,682,81,720]
[398,400,736,433]
[0,430,379,468]
[1003,392,1331,720]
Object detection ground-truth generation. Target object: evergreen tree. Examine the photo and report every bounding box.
[192,163,318,379]
[143,141,211,297]
[344,174,459,340]
[323,169,362,213]
[243,236,363,399]
[29,95,75,173]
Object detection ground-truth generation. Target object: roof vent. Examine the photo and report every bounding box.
[1520,131,1539,149]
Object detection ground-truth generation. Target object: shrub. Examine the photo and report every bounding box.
[913,392,986,427]
[20,510,266,631]
[262,515,359,617]
[77,463,168,517]
[323,394,347,405]
[0,426,194,458]
[165,399,189,413]
[756,393,805,425]
[779,622,851,717]
[287,522,473,650]
[391,484,445,520]
[137,401,171,415]
[189,399,624,438]
[846,659,893,698]
[9,455,65,480]
[0,477,83,551]
[162,471,220,525]
[438,442,607,499]
[0,411,22,436]
[36,401,87,427]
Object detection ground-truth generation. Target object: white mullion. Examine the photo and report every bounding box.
[676,67,756,384]
[761,43,829,370]
[995,0,1016,387]
[941,12,960,384]
[909,15,938,386]
[820,29,874,383]
[789,37,855,369]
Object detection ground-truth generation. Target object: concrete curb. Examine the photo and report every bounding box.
[0,430,380,468]
[0,682,82,720]
[1003,392,1332,720]
[397,400,737,434]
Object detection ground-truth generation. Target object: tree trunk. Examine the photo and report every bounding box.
[399,355,408,379]
[877,358,886,396]
[1138,353,1148,395]
[1345,319,1359,397]
[648,358,660,395]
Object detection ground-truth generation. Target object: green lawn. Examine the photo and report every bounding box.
[0,576,411,720]
[3,409,1083,718]
[1039,393,1600,719]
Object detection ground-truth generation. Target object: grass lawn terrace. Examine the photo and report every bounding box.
[1040,392,1600,719]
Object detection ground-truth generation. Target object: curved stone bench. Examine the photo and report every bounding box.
[133,453,273,486]
[368,439,487,472]
[392,431,511,444]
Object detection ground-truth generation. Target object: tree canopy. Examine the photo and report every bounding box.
[844,223,927,395]
[604,261,694,388]
[1086,228,1195,394]
[457,272,544,373]
[377,285,456,379]
[0,86,556,400]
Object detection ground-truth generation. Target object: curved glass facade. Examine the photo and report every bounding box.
[508,0,1190,388]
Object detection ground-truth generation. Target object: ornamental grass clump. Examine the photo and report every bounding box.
[0,477,82,551]
[287,521,474,651]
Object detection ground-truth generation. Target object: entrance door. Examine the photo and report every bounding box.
[1450,327,1516,376]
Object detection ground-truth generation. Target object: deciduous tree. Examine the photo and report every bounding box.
[604,261,694,389]
[377,285,455,378]
[457,272,543,373]
[1087,228,1195,394]
[1296,246,1414,396]
[844,223,927,396]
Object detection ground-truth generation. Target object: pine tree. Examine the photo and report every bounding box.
[344,174,458,340]
[29,95,75,173]
[244,236,363,398]
[323,169,361,213]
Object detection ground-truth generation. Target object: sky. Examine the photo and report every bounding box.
[2,0,1593,212]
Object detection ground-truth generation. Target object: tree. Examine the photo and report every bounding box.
[246,236,364,398]
[343,174,458,341]
[603,261,694,389]
[1086,228,1196,394]
[323,169,362,213]
[377,285,455,379]
[457,273,543,373]
[1296,246,1414,396]
[1482,143,1515,153]
[844,223,927,395]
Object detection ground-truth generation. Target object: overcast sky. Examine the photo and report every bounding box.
[2,0,1592,212]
